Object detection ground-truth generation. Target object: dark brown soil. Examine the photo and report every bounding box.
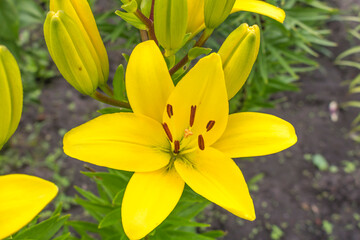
[2,0,360,239]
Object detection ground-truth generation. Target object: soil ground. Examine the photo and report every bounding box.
[2,0,360,239]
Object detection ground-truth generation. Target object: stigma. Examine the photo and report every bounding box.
[184,128,193,138]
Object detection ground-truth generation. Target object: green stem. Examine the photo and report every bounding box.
[140,30,149,41]
[91,91,131,109]
[100,84,114,97]
[134,9,158,44]
[169,28,214,76]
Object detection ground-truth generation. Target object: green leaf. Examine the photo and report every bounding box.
[122,53,130,63]
[14,215,70,240]
[97,107,124,114]
[81,171,129,197]
[53,232,72,240]
[74,186,110,205]
[188,47,212,61]
[121,0,138,13]
[113,64,127,102]
[115,10,147,30]
[200,230,225,238]
[157,230,215,240]
[99,208,122,229]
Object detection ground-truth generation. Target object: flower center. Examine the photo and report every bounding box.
[162,104,215,156]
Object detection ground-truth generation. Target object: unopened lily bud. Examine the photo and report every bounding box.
[44,11,100,95]
[0,46,23,150]
[204,0,236,30]
[218,23,260,99]
[154,0,188,56]
[50,0,109,85]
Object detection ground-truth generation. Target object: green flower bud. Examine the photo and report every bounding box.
[50,0,109,86]
[218,23,260,99]
[0,46,23,150]
[44,11,100,95]
[204,0,236,30]
[154,0,188,56]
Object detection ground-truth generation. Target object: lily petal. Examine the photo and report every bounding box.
[212,112,297,158]
[122,168,184,240]
[175,148,255,220]
[126,41,174,123]
[0,174,58,239]
[64,113,170,172]
[163,53,228,147]
[231,0,286,23]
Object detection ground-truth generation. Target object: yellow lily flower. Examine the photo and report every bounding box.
[0,174,58,239]
[187,0,286,36]
[63,41,297,240]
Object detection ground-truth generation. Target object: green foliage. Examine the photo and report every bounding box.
[68,169,224,239]
[335,12,360,142]
[0,0,55,104]
[209,0,337,112]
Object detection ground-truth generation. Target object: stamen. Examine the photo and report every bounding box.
[184,128,193,138]
[190,105,196,127]
[198,135,205,150]
[167,104,173,118]
[206,120,215,132]
[174,140,180,154]
[162,123,173,142]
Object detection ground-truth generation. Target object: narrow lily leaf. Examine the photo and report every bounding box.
[115,10,148,30]
[13,215,69,240]
[97,107,125,114]
[98,208,122,229]
[121,0,138,13]
[188,47,212,60]
[113,64,127,102]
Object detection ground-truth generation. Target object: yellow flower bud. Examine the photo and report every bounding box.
[0,46,23,150]
[204,0,236,30]
[218,23,260,99]
[154,0,188,56]
[50,0,109,86]
[44,11,100,95]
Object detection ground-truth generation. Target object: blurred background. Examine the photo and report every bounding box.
[1,0,360,239]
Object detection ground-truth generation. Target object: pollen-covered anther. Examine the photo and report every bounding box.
[162,123,173,142]
[167,104,173,118]
[184,128,193,138]
[190,105,197,127]
[206,120,215,132]
[198,135,205,150]
[174,140,180,154]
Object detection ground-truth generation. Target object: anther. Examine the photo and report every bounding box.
[206,120,215,132]
[190,105,196,127]
[167,104,173,118]
[174,140,180,154]
[198,135,205,150]
[162,123,173,142]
